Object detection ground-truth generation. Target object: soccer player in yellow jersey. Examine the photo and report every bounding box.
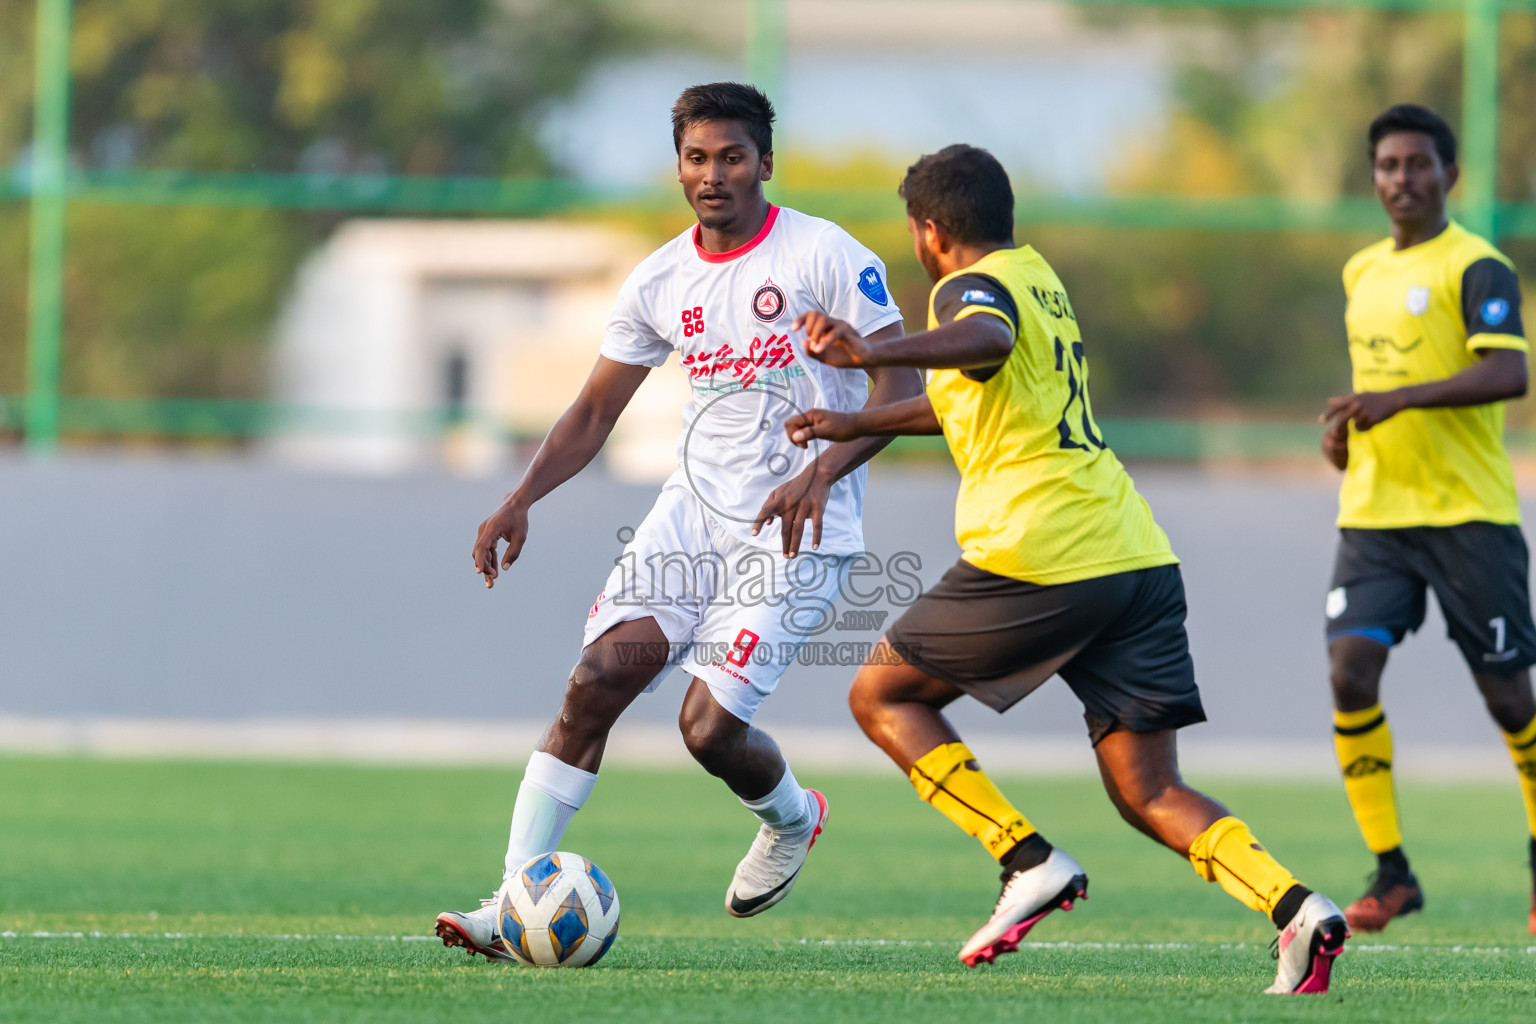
[782,144,1348,994]
[1319,104,1536,936]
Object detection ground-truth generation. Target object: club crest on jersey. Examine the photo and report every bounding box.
[1483,297,1511,327]
[858,266,888,306]
[752,279,786,323]
[1404,286,1430,316]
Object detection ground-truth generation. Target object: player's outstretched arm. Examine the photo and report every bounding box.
[784,394,942,450]
[751,325,923,557]
[472,356,650,588]
[794,310,1013,371]
[805,323,925,476]
[1322,348,1528,432]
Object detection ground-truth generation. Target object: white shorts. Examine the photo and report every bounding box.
[583,484,848,723]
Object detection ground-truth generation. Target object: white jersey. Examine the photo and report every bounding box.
[601,204,904,555]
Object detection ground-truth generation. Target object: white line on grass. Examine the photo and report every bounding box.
[0,932,436,942]
[794,938,1536,955]
[4,932,1534,955]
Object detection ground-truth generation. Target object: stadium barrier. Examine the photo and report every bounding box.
[5,393,1536,462]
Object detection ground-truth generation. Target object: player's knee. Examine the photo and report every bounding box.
[563,657,630,715]
[566,658,601,696]
[1328,656,1379,708]
[1474,671,1535,732]
[846,672,883,729]
[1327,660,1376,709]
[678,696,744,761]
[846,663,924,727]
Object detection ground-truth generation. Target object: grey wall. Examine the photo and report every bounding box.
[0,456,1512,751]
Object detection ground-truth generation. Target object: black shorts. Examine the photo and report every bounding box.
[886,561,1206,744]
[1325,523,1536,674]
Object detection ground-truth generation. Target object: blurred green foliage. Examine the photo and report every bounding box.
[4,4,1536,423]
[0,207,23,395]
[0,0,650,402]
[1050,8,1536,418]
[1024,226,1372,414]
[57,205,307,400]
[1114,9,1536,203]
[1,0,652,175]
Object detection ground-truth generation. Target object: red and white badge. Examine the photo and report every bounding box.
[752,279,785,323]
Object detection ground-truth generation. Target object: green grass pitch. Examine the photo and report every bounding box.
[1,757,1532,1023]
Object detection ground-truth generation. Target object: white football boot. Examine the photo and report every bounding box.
[1265,892,1349,994]
[435,891,519,963]
[959,848,1089,967]
[725,789,829,917]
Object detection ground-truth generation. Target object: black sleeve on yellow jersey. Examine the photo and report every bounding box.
[1461,257,1524,341]
[932,273,1019,382]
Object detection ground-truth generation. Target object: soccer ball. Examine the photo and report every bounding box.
[498,852,621,967]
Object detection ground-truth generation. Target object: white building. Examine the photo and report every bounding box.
[268,218,686,479]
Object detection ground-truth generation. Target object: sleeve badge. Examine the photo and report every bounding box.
[1482,297,1510,327]
[857,266,889,306]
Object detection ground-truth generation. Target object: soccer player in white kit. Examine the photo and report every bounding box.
[436,83,920,961]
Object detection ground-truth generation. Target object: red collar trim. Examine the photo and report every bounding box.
[693,204,779,263]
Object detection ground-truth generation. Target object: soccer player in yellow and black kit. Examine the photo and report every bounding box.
[783,144,1348,994]
[1319,104,1536,936]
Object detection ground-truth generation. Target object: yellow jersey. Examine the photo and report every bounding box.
[1339,221,1527,528]
[924,245,1177,585]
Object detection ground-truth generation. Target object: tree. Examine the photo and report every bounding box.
[0,0,653,407]
[1061,8,1536,417]
[4,0,652,175]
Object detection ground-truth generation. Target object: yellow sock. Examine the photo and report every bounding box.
[1504,713,1536,840]
[909,742,1037,860]
[1334,704,1403,853]
[1187,816,1303,916]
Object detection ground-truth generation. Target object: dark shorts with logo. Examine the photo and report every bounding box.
[885,560,1206,745]
[1325,523,1536,674]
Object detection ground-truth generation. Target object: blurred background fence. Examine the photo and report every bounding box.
[7,0,1536,469]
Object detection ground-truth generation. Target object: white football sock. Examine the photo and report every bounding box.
[740,765,813,834]
[503,751,598,881]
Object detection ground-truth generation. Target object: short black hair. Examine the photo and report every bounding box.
[671,82,775,157]
[1369,104,1457,166]
[898,144,1015,245]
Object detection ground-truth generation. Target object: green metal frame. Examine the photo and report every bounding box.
[10,0,1535,451]
[24,0,71,454]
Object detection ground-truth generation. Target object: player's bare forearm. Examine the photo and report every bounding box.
[1325,348,1528,431]
[810,348,925,485]
[868,316,1014,370]
[502,413,612,514]
[798,310,1013,371]
[503,357,650,511]
[1395,348,1528,411]
[752,332,921,557]
[853,394,942,437]
[786,395,940,449]
[473,357,649,586]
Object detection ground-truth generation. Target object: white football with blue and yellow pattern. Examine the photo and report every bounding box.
[498,852,620,967]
